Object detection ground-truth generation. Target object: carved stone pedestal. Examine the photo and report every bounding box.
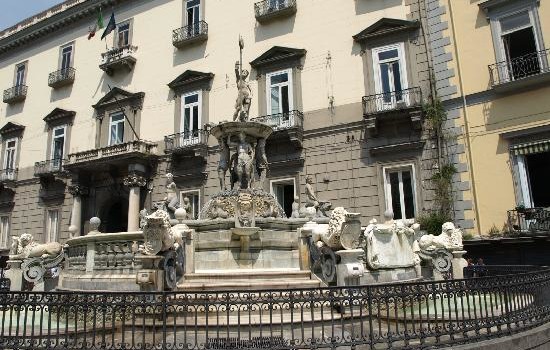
[6,259,23,291]
[452,250,468,279]
[335,249,364,286]
[135,255,164,292]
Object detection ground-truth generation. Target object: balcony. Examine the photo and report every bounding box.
[489,49,550,93]
[508,208,550,235]
[3,85,27,104]
[99,45,137,75]
[0,169,17,189]
[34,159,67,178]
[362,87,422,134]
[251,110,303,147]
[48,67,75,88]
[255,0,297,23]
[164,129,208,158]
[172,21,208,49]
[66,140,157,170]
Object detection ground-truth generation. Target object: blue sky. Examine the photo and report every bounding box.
[0,0,65,31]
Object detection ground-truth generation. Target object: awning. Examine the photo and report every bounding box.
[510,139,550,155]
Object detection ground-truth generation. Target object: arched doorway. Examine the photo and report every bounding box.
[103,198,128,233]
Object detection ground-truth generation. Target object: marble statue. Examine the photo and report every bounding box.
[229,152,239,190]
[218,137,230,190]
[291,196,300,218]
[305,175,332,217]
[235,132,255,189]
[9,233,63,260]
[164,173,179,218]
[255,138,268,188]
[140,209,184,256]
[234,191,255,228]
[208,198,229,219]
[418,222,463,251]
[139,208,148,229]
[233,37,251,122]
[182,196,192,219]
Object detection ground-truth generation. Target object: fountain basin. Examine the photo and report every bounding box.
[231,227,261,255]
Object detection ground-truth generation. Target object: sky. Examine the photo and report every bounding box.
[0,0,65,31]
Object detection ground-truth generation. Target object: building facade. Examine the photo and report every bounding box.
[0,0,473,252]
[434,0,550,235]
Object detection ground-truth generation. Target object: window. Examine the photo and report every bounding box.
[186,0,201,25]
[51,126,66,169]
[109,113,125,145]
[117,22,130,48]
[271,178,296,218]
[384,165,416,220]
[180,190,200,220]
[181,91,201,145]
[496,10,544,80]
[515,151,550,208]
[269,0,288,11]
[4,138,17,178]
[46,210,59,243]
[267,69,293,115]
[0,216,9,248]
[372,43,408,109]
[15,63,26,87]
[61,44,73,70]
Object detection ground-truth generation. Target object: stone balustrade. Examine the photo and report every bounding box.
[66,140,157,167]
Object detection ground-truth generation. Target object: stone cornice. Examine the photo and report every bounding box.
[0,0,133,56]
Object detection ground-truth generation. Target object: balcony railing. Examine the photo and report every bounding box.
[34,159,65,177]
[164,129,208,154]
[489,48,550,86]
[48,67,75,88]
[508,207,550,235]
[99,45,137,75]
[67,140,157,166]
[0,168,17,182]
[173,21,208,48]
[3,85,27,104]
[251,110,303,131]
[362,87,422,115]
[254,0,297,22]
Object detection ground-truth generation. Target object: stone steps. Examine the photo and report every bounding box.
[178,269,322,291]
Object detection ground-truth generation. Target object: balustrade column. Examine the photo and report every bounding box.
[124,173,147,231]
[68,185,88,237]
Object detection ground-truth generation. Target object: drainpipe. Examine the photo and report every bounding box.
[447,0,482,235]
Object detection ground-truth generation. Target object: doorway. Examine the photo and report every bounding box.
[526,152,550,208]
[103,199,128,233]
[271,178,295,218]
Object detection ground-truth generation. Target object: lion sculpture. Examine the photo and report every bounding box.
[418,222,463,251]
[9,233,63,260]
[140,209,184,256]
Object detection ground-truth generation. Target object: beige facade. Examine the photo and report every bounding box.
[0,0,469,251]
[431,0,550,235]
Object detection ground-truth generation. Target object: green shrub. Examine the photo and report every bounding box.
[417,211,451,236]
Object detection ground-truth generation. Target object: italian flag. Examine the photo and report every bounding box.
[88,9,104,40]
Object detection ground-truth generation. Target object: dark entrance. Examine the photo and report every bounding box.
[103,198,128,233]
[526,151,550,208]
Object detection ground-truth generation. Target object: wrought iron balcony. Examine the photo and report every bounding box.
[362,87,422,134]
[66,140,157,168]
[164,129,208,157]
[508,207,550,235]
[34,159,66,177]
[0,168,17,188]
[48,67,75,88]
[251,110,304,147]
[3,85,27,104]
[255,0,297,23]
[173,21,208,49]
[99,45,137,75]
[489,48,550,87]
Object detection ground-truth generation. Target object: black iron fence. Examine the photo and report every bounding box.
[34,159,65,176]
[48,67,76,87]
[254,0,297,18]
[173,21,208,45]
[489,48,550,86]
[164,129,208,153]
[1,267,550,349]
[3,85,27,103]
[251,110,303,131]
[101,45,137,64]
[362,87,422,115]
[508,208,550,235]
[463,264,545,278]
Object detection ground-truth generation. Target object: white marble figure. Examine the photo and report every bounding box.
[304,175,332,217]
[235,132,255,189]
[233,37,252,122]
[218,137,230,190]
[291,196,300,218]
[9,233,63,260]
[181,196,192,220]
[140,209,184,256]
[255,138,268,189]
[418,222,463,251]
[164,173,179,218]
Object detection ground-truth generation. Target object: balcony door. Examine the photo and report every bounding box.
[372,43,408,111]
[266,69,293,128]
[109,113,125,145]
[181,91,201,147]
[497,10,545,82]
[51,126,66,170]
[61,45,73,71]
[15,64,25,89]
[3,139,17,179]
[186,0,201,35]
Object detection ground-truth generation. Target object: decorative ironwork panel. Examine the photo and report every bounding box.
[489,49,550,86]
[362,87,422,116]
[3,85,27,103]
